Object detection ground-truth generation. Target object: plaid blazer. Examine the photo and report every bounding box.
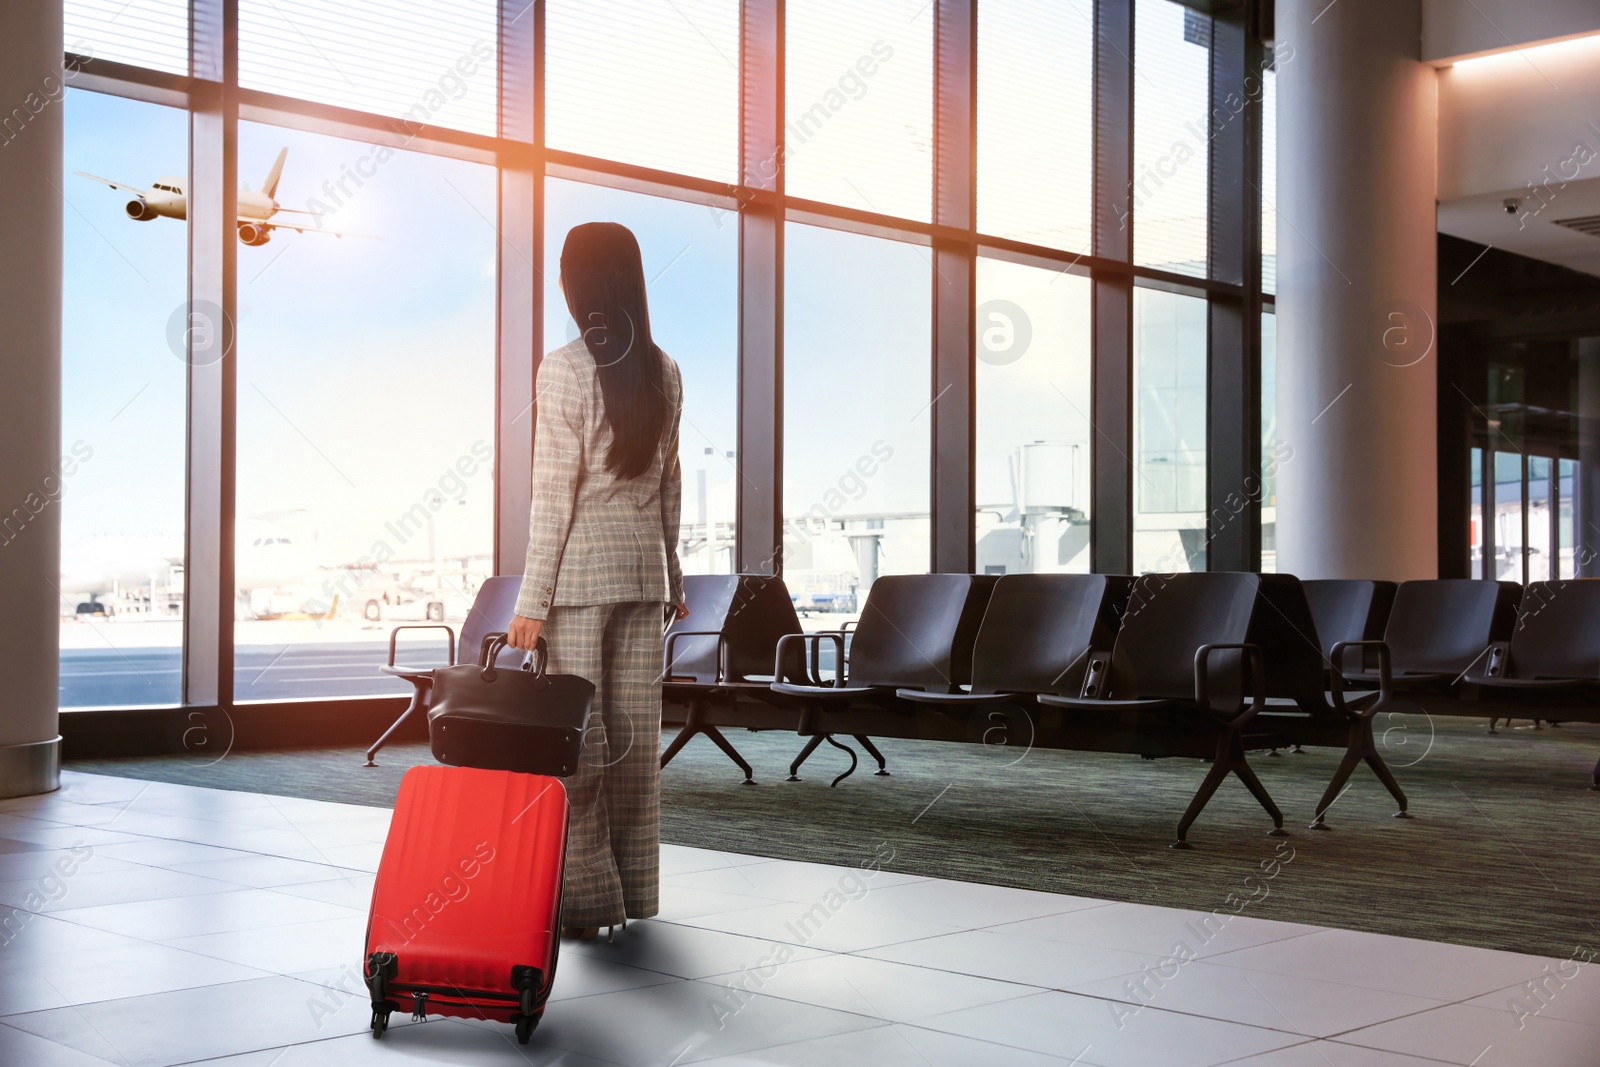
[516,339,684,621]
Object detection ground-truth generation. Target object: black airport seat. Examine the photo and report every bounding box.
[1338,579,1520,690]
[1247,574,1412,827]
[895,573,1127,708]
[660,573,809,784]
[1462,579,1600,789]
[365,575,523,766]
[770,573,997,785]
[1303,579,1396,671]
[1037,572,1289,848]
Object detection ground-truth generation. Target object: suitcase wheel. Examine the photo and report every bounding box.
[370,1009,390,1039]
[515,1012,541,1045]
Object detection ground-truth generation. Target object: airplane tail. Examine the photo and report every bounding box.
[262,147,288,199]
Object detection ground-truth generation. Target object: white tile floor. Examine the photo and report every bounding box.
[0,771,1594,1066]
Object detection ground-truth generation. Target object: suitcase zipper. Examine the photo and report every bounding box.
[386,981,525,1003]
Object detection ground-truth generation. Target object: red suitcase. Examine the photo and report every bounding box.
[364,765,568,1044]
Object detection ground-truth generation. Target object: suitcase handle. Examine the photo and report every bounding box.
[479,632,547,681]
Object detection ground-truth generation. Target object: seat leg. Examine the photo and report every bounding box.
[1314,715,1411,825]
[661,701,755,783]
[702,725,756,784]
[1310,743,1363,829]
[787,734,827,781]
[366,690,424,766]
[1229,748,1287,833]
[853,735,890,776]
[1172,735,1235,848]
[1361,729,1410,817]
[658,722,699,769]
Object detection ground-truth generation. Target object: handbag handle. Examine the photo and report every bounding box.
[479,632,547,682]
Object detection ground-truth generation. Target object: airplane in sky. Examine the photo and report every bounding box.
[74,147,376,246]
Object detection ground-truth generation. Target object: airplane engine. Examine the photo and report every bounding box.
[125,199,157,220]
[237,222,271,246]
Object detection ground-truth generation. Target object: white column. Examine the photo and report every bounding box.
[1275,0,1438,580]
[0,0,65,797]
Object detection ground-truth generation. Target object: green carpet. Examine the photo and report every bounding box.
[70,714,1600,960]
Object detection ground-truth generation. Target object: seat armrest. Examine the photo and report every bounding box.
[378,664,436,693]
[663,630,728,684]
[776,632,845,687]
[1194,643,1265,720]
[1329,639,1391,710]
[388,624,455,668]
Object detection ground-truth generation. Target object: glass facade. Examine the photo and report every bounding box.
[546,0,739,181]
[1260,310,1278,572]
[784,0,934,221]
[974,258,1092,574]
[232,122,497,700]
[977,0,1093,253]
[1493,451,1524,584]
[1133,288,1208,573]
[57,0,1282,711]
[59,90,188,707]
[783,224,931,613]
[1469,448,1484,580]
[1261,65,1278,294]
[64,0,189,75]
[239,1,500,136]
[1133,0,1211,277]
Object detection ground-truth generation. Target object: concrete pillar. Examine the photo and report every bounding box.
[0,0,65,797]
[1275,0,1438,580]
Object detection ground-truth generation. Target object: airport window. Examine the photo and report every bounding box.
[238,0,500,137]
[783,223,931,616]
[1469,447,1485,579]
[53,0,1291,712]
[1132,286,1208,573]
[1260,310,1278,572]
[64,0,189,75]
[976,0,1093,254]
[232,121,496,701]
[1261,64,1278,295]
[544,177,739,575]
[545,0,740,182]
[1558,457,1577,578]
[1491,451,1524,583]
[58,90,188,708]
[974,257,1092,574]
[1133,0,1211,277]
[784,0,934,222]
[1528,456,1553,583]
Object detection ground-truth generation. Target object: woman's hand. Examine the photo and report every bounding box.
[507,614,543,651]
[672,601,689,621]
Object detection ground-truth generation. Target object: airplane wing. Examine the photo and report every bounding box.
[241,217,380,240]
[75,171,152,198]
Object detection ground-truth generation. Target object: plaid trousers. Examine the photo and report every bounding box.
[541,600,665,927]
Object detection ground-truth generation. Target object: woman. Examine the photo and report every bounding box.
[506,222,687,941]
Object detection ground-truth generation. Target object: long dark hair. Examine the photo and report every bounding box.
[560,222,668,480]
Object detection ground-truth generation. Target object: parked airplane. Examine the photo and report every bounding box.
[74,148,375,246]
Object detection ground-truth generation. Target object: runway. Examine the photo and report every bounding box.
[59,642,436,706]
